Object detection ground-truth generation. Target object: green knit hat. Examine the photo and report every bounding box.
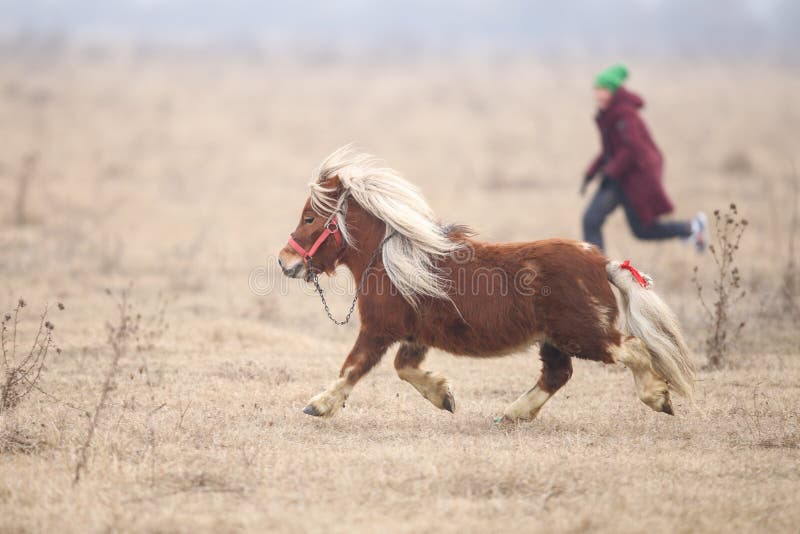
[595,64,629,92]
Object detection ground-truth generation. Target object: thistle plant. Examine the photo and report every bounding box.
[692,204,748,368]
[1,299,63,412]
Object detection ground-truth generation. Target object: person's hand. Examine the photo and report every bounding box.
[580,175,592,196]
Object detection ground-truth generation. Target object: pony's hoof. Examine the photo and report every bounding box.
[641,387,675,416]
[442,391,455,413]
[495,415,521,426]
[303,404,322,417]
[653,390,674,415]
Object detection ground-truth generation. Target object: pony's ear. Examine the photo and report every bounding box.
[321,174,344,193]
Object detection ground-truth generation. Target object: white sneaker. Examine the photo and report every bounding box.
[688,212,708,253]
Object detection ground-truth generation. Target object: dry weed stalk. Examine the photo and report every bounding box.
[131,292,170,485]
[1,299,62,413]
[74,289,136,484]
[73,288,170,484]
[14,152,38,226]
[692,204,748,368]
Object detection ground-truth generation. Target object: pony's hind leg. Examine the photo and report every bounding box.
[503,343,572,421]
[612,336,674,415]
[394,343,455,413]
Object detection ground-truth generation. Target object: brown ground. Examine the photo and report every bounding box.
[0,47,798,532]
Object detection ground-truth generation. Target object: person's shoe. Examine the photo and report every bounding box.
[688,211,708,253]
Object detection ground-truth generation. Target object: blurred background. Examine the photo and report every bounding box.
[0,0,798,346]
[2,0,799,59]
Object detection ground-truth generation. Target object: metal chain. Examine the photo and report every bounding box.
[308,233,394,326]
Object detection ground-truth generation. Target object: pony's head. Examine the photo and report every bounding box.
[278,175,347,282]
[279,145,463,306]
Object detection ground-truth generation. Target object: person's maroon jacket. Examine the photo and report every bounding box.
[585,87,674,227]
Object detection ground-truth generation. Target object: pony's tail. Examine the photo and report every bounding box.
[606,260,695,399]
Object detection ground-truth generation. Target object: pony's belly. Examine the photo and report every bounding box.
[420,328,545,358]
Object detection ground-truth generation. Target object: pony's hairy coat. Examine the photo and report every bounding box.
[310,145,461,307]
[283,147,696,420]
[606,261,696,399]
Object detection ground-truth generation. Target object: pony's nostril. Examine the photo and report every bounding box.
[279,259,302,278]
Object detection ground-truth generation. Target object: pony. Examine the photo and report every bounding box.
[278,146,695,420]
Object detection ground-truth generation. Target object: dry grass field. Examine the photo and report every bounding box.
[1,46,799,532]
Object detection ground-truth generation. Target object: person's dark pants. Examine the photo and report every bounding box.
[582,178,691,252]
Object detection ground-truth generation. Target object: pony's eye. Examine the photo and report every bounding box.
[304,216,315,224]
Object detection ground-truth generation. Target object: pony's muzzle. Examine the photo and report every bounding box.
[277,254,304,279]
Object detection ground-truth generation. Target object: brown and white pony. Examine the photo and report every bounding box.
[278,147,695,420]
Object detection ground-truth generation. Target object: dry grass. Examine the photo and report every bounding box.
[0,47,798,532]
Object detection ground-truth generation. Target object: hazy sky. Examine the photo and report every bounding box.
[0,0,797,57]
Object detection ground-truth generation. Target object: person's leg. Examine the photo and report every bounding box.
[621,196,692,241]
[582,179,623,252]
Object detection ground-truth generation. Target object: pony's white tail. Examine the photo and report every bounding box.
[606,260,695,399]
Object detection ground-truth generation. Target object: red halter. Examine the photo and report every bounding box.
[287,221,343,264]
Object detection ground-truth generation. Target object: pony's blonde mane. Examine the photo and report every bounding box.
[309,145,460,307]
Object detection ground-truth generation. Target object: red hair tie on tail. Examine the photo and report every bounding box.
[620,260,650,289]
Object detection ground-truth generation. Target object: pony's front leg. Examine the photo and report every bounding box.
[394,343,455,413]
[303,330,391,418]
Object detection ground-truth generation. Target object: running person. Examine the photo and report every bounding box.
[581,64,707,253]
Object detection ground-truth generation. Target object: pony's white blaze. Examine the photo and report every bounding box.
[310,145,462,307]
